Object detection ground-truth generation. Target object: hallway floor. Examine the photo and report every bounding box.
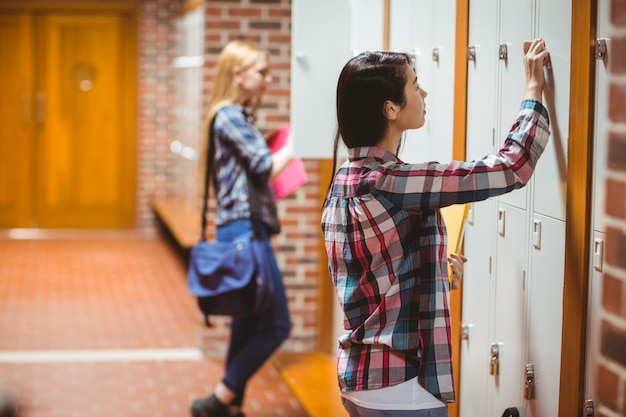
[0,233,309,417]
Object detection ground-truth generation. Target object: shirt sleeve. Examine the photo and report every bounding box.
[376,99,550,209]
[214,107,273,176]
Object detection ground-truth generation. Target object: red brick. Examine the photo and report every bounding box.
[612,0,626,25]
[602,273,625,315]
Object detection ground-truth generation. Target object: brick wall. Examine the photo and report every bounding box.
[137,0,182,231]
[137,0,322,354]
[597,0,626,415]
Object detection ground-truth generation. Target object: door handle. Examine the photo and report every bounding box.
[36,91,46,126]
[22,94,31,124]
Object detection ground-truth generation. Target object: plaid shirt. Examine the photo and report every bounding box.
[321,99,550,402]
[212,104,280,234]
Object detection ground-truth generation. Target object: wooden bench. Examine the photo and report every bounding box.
[152,196,201,250]
[272,352,348,417]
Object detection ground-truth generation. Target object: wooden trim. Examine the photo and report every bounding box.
[318,159,335,353]
[383,0,390,51]
[559,0,596,415]
[0,0,137,11]
[448,2,469,417]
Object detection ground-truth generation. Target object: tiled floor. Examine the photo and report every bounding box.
[0,234,309,417]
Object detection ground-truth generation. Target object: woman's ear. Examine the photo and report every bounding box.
[232,66,243,84]
[383,100,399,120]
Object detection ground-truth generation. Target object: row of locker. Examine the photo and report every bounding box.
[291,0,609,415]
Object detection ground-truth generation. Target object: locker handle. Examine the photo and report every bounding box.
[593,238,604,272]
[432,47,440,62]
[498,208,506,236]
[533,220,542,249]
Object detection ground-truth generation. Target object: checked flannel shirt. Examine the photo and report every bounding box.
[321,99,550,402]
[212,104,280,234]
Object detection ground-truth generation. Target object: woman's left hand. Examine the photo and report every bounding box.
[448,253,468,290]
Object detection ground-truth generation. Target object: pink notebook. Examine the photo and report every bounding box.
[267,125,308,199]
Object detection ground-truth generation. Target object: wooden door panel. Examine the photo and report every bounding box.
[36,14,134,228]
[0,13,33,228]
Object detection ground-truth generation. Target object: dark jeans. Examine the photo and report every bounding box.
[216,219,291,405]
[342,398,449,417]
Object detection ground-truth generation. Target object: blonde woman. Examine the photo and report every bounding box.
[190,40,292,417]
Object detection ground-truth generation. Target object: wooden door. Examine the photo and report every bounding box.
[0,13,34,228]
[0,9,136,229]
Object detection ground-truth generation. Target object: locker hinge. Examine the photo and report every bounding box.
[595,39,608,61]
[585,399,595,416]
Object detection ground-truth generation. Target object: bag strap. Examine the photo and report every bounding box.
[200,114,264,241]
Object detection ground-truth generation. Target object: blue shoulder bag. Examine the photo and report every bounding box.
[187,116,275,326]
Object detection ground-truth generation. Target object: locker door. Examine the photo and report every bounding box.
[460,1,498,415]
[585,231,606,405]
[465,0,498,162]
[349,0,383,54]
[585,0,611,405]
[497,0,533,211]
[291,0,350,158]
[390,0,433,163]
[424,0,456,163]
[525,215,565,417]
[532,0,571,221]
[459,200,496,417]
[591,0,610,235]
[491,203,528,414]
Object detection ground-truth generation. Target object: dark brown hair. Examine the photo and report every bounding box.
[328,51,412,191]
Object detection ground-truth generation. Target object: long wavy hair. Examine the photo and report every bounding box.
[328,51,412,190]
[199,40,269,195]
[206,40,270,123]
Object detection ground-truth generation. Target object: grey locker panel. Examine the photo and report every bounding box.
[492,203,528,414]
[526,215,565,417]
[496,0,533,211]
[465,0,498,162]
[532,0,571,221]
[390,0,455,165]
[291,0,350,158]
[459,200,496,417]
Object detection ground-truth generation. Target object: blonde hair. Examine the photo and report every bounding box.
[198,41,269,198]
[206,40,270,122]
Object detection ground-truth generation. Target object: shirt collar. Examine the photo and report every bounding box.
[348,146,403,164]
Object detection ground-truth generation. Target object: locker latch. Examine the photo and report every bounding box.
[596,39,608,61]
[432,47,440,63]
[585,399,595,417]
[467,45,476,61]
[499,43,508,61]
[524,363,535,400]
[489,343,500,376]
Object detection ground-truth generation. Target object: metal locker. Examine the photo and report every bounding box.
[349,0,384,55]
[390,0,456,165]
[496,0,533,211]
[465,0,498,162]
[491,203,529,414]
[584,0,611,410]
[459,200,497,417]
[291,0,351,158]
[525,215,566,417]
[532,0,571,222]
[390,0,433,163]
